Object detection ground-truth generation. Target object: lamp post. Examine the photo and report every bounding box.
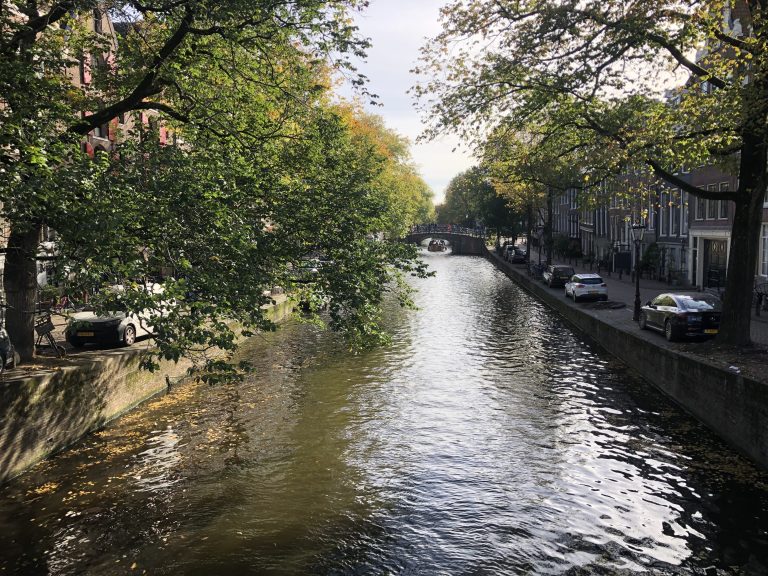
[630,222,647,321]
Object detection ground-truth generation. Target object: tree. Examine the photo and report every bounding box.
[481,119,594,265]
[439,166,519,235]
[415,1,767,347]
[339,105,435,235]
[1,1,428,374]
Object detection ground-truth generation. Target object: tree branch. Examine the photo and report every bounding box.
[132,101,189,123]
[68,5,195,135]
[4,0,77,53]
[646,159,737,200]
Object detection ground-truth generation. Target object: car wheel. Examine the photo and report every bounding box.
[639,312,648,330]
[664,320,677,342]
[573,292,579,303]
[122,324,137,347]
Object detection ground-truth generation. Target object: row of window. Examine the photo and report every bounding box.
[695,185,730,221]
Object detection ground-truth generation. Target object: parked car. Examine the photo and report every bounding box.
[639,292,722,341]
[503,245,526,262]
[65,283,164,348]
[565,273,608,302]
[542,265,575,288]
[509,247,528,264]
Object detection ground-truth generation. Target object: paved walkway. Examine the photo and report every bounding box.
[524,254,768,346]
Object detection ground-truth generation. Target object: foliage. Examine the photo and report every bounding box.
[339,105,435,235]
[641,243,661,274]
[438,166,519,233]
[0,0,432,370]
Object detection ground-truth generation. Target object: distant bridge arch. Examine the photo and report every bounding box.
[405,225,487,256]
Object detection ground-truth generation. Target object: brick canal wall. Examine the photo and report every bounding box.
[485,248,768,470]
[0,296,295,484]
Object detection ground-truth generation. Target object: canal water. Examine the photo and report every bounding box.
[2,251,768,575]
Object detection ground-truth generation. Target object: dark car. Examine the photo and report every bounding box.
[542,265,575,288]
[639,292,721,341]
[509,248,528,264]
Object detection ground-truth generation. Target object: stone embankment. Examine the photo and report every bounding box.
[0,295,294,484]
[486,248,768,471]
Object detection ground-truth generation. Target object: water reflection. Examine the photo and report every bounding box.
[1,250,768,574]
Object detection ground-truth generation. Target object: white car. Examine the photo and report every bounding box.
[565,273,608,302]
[65,283,164,348]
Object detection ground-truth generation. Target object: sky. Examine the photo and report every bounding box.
[340,0,476,204]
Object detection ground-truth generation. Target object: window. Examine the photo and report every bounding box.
[648,196,656,230]
[79,56,87,84]
[672,190,681,235]
[682,191,688,234]
[696,196,705,220]
[719,183,729,219]
[707,184,717,219]
[661,191,669,236]
[93,8,103,33]
[763,225,768,276]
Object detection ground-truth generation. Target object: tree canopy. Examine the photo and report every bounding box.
[438,166,519,237]
[0,0,433,376]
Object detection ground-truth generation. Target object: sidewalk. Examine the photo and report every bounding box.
[533,255,768,346]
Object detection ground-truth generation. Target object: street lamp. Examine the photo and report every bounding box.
[630,222,647,321]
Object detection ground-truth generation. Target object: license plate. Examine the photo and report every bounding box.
[704,329,718,334]
[77,331,95,337]
[589,291,598,294]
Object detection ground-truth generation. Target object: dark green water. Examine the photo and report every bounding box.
[1,251,768,575]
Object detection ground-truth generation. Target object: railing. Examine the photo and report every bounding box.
[408,224,486,238]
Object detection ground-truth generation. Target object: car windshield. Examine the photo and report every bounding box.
[577,277,603,285]
[555,268,574,276]
[677,295,721,311]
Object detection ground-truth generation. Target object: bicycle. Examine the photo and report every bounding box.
[34,311,66,358]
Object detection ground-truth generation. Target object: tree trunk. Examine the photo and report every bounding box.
[718,136,766,346]
[4,222,42,361]
[526,203,533,258]
[545,188,554,264]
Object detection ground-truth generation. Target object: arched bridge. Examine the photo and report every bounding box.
[405,225,487,256]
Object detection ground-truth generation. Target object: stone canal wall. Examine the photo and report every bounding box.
[0,295,295,484]
[486,248,768,470]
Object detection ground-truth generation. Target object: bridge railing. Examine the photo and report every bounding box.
[408,225,486,238]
